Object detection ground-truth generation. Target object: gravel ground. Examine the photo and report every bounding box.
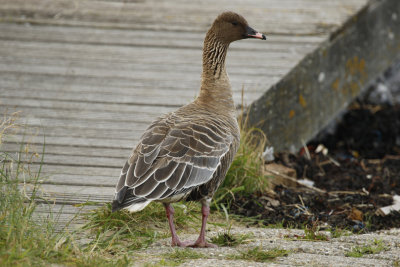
[130,226,400,266]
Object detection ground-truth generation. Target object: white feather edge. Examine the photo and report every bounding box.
[124,200,152,213]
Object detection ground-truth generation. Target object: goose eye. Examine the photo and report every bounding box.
[231,21,238,26]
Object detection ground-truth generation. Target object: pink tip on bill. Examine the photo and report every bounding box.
[249,32,266,40]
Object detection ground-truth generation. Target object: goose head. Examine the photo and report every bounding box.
[210,11,266,44]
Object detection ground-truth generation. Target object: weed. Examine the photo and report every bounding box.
[210,228,253,247]
[345,239,388,257]
[162,248,205,263]
[329,227,352,238]
[303,224,329,241]
[227,246,289,262]
[284,222,329,241]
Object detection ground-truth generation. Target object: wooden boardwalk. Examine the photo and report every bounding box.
[0,0,367,226]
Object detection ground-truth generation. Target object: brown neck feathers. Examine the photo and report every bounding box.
[197,30,235,113]
[202,31,228,78]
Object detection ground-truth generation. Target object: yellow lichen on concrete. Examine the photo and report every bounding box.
[332,78,340,91]
[299,94,307,108]
[345,56,367,79]
[340,56,367,96]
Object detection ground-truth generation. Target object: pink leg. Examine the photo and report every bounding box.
[164,203,192,247]
[189,205,217,248]
[164,202,217,248]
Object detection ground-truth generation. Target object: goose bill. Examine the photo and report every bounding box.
[244,26,266,40]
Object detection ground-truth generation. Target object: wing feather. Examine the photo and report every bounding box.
[175,164,193,190]
[113,113,234,211]
[154,161,179,182]
[165,163,186,189]
[146,182,169,200]
[134,176,159,197]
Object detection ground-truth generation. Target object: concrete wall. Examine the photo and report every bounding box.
[246,0,400,152]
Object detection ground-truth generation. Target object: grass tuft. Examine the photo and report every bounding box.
[163,248,205,262]
[227,246,289,262]
[302,224,329,241]
[210,228,253,247]
[329,227,352,239]
[345,239,388,258]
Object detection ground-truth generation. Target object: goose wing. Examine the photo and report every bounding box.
[112,116,232,211]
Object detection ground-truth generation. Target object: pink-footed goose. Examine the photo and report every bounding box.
[112,11,266,248]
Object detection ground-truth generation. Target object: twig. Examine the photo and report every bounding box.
[266,168,326,194]
[301,139,311,160]
[328,190,368,195]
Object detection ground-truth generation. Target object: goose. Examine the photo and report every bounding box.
[112,11,266,248]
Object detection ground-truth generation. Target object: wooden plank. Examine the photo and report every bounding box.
[0,78,272,107]
[0,105,174,125]
[5,133,139,149]
[0,0,368,34]
[23,164,119,178]
[0,39,304,66]
[0,51,293,77]
[2,123,142,142]
[2,143,131,159]
[0,96,177,114]
[15,152,125,168]
[24,183,114,204]
[5,116,148,131]
[34,203,98,215]
[0,24,325,50]
[38,174,118,187]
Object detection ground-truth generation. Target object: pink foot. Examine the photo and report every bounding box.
[189,241,217,248]
[171,240,194,247]
[171,240,217,248]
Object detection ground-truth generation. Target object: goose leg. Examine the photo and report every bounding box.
[164,203,192,247]
[189,204,217,248]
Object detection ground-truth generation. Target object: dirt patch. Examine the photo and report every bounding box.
[229,103,400,232]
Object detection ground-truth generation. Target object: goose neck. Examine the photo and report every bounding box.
[198,31,234,113]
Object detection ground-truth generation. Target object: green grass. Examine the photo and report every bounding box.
[283,222,329,241]
[163,248,205,263]
[210,228,253,247]
[345,239,388,258]
[227,246,290,262]
[83,201,201,253]
[0,156,131,266]
[302,225,329,241]
[329,227,352,239]
[0,114,130,266]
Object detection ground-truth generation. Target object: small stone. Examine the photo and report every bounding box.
[318,72,325,83]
